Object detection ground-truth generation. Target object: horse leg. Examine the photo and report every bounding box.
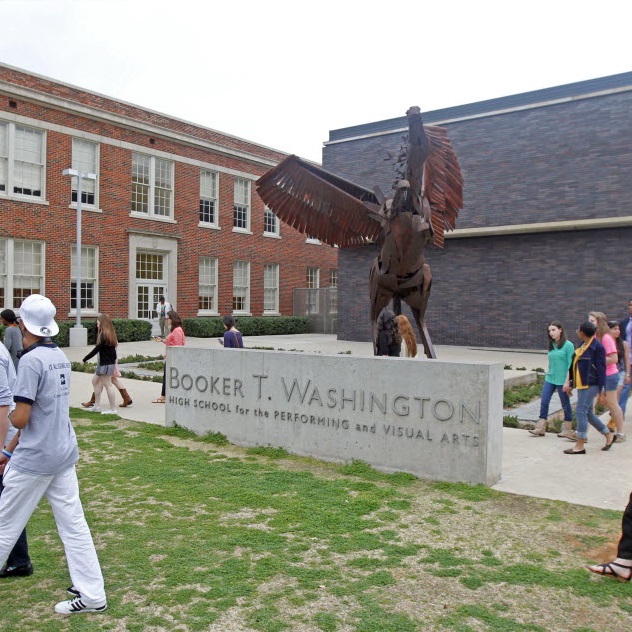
[405,264,436,359]
[369,259,394,354]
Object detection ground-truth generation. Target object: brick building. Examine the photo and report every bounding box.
[0,63,337,326]
[323,72,632,349]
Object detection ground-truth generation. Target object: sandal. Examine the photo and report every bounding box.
[152,398,165,404]
[587,562,632,582]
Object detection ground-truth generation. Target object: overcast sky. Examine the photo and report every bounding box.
[1,0,630,163]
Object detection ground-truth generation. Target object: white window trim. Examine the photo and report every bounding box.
[263,206,281,238]
[69,138,101,211]
[0,120,47,203]
[306,237,321,245]
[199,170,220,229]
[68,244,99,317]
[130,152,175,221]
[198,256,219,316]
[0,238,46,310]
[232,178,251,233]
[232,261,251,315]
[263,263,280,315]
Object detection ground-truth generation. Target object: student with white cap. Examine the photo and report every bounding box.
[0,294,106,614]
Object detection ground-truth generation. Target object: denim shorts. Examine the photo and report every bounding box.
[605,372,620,392]
[618,370,626,388]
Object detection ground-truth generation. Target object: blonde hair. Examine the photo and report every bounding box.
[395,314,417,358]
[97,313,118,347]
[588,311,609,340]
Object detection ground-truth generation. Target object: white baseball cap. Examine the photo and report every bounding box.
[19,294,59,337]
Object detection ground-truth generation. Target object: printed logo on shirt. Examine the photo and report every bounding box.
[60,373,66,386]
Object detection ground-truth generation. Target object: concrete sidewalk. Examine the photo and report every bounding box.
[65,334,632,512]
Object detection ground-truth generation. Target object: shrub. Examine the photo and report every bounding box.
[182,316,308,338]
[52,318,152,347]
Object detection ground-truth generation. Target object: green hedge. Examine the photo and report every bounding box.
[52,319,153,347]
[182,316,308,338]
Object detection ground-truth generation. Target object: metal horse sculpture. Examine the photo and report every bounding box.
[256,107,463,358]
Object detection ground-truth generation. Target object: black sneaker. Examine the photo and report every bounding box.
[67,586,80,597]
[0,562,33,578]
[54,596,107,614]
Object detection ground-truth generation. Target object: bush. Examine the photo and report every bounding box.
[52,319,153,347]
[182,316,308,338]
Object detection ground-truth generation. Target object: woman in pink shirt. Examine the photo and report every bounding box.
[589,311,624,440]
[153,310,186,404]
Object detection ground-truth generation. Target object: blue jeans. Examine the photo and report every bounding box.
[575,385,609,440]
[539,380,572,421]
[620,382,631,415]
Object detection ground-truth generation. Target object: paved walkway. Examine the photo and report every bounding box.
[65,334,632,512]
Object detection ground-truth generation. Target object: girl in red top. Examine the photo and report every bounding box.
[153,310,185,403]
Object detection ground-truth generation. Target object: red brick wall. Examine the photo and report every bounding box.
[0,66,337,318]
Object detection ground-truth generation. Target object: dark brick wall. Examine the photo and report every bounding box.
[327,90,632,349]
[339,228,632,350]
[324,91,632,228]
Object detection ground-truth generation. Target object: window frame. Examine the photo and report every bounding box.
[0,238,45,310]
[263,263,280,314]
[263,206,280,237]
[232,260,251,314]
[0,121,46,202]
[199,170,219,228]
[232,178,252,233]
[130,152,174,220]
[70,244,99,316]
[198,256,219,314]
[70,138,100,209]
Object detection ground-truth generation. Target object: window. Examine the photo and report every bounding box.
[0,121,45,200]
[136,252,164,280]
[131,153,173,218]
[307,267,320,289]
[199,257,218,312]
[233,178,251,231]
[264,206,279,236]
[330,269,338,287]
[71,139,98,206]
[263,264,279,314]
[0,239,44,308]
[199,170,218,225]
[71,246,97,311]
[232,261,250,312]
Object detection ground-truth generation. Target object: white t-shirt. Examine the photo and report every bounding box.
[11,343,78,476]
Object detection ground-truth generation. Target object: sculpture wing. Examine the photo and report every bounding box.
[255,155,383,248]
[423,126,464,248]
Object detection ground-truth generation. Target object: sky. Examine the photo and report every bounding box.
[0,0,630,163]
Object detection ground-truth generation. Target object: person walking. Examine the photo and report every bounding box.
[589,311,625,441]
[221,315,244,348]
[0,294,106,614]
[82,314,119,415]
[155,296,172,338]
[0,335,32,579]
[617,301,632,420]
[153,310,185,403]
[562,321,616,454]
[375,309,402,357]
[530,321,574,437]
[0,309,22,370]
[396,314,418,358]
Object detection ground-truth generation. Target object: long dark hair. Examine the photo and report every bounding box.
[608,320,625,365]
[547,321,567,351]
[168,310,184,333]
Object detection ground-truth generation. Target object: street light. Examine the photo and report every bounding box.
[62,168,97,347]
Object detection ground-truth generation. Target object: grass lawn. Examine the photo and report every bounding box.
[1,411,630,631]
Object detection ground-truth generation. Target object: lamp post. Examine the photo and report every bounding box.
[62,168,97,347]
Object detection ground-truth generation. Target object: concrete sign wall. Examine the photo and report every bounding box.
[166,348,503,485]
